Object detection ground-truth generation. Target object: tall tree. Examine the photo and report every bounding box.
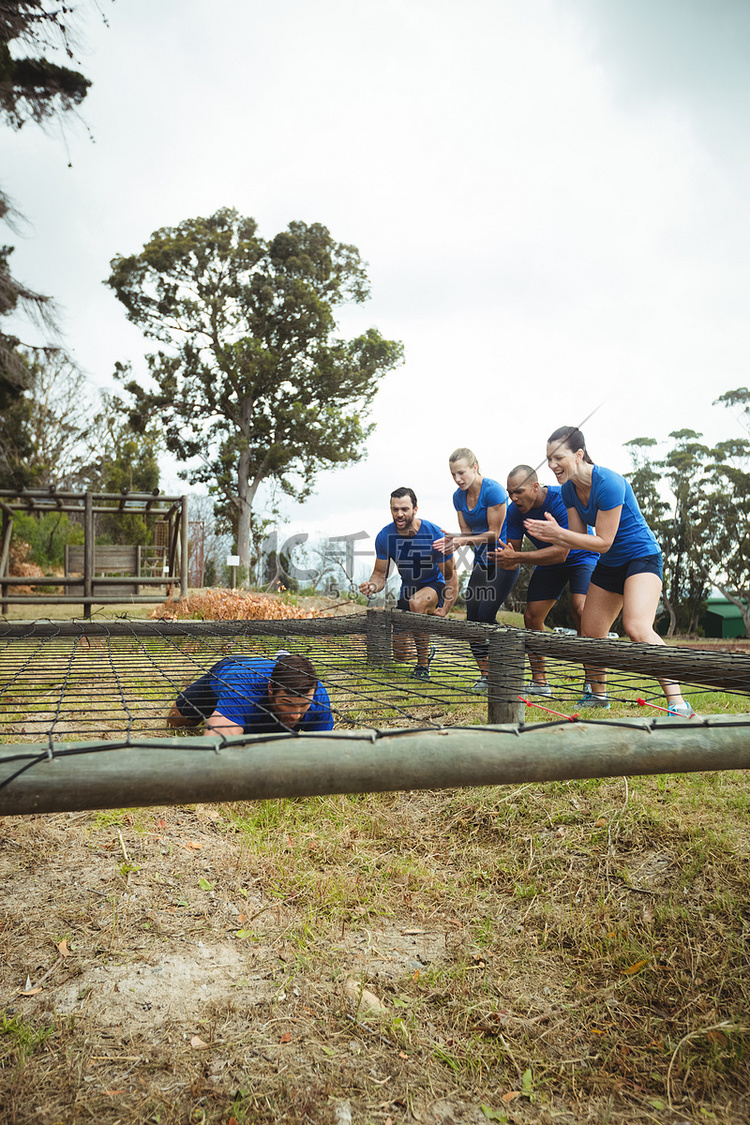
[107,208,404,572]
[626,430,712,635]
[1,1,93,386]
[76,392,162,545]
[0,348,96,488]
[627,399,750,637]
[695,389,750,634]
[658,430,713,635]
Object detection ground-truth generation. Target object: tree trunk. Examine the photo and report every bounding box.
[236,443,270,580]
[662,592,677,637]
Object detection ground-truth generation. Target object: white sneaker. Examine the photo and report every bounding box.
[667,701,697,719]
[578,690,610,709]
[526,682,552,697]
[471,677,488,694]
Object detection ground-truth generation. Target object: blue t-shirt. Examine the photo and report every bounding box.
[209,659,333,733]
[561,466,660,566]
[375,517,450,588]
[452,477,508,565]
[505,485,598,568]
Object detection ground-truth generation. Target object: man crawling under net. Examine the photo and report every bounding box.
[167,652,333,736]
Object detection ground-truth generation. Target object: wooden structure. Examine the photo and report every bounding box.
[0,488,188,616]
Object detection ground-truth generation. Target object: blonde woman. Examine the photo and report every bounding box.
[434,448,519,692]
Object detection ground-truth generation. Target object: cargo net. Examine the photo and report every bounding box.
[1,616,749,751]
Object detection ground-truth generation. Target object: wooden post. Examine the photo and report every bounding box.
[0,509,12,614]
[180,496,189,600]
[83,491,94,619]
[487,628,526,725]
[166,507,178,596]
[366,608,392,667]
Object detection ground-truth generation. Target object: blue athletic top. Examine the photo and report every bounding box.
[561,466,660,566]
[505,485,598,568]
[452,477,508,566]
[208,659,333,733]
[375,517,450,587]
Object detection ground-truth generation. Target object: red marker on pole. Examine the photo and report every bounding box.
[518,696,580,722]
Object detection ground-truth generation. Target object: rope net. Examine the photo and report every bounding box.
[1,615,749,754]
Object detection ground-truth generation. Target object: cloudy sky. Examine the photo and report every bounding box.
[3,0,750,566]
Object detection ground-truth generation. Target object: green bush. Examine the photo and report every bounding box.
[13,512,84,571]
[203,557,217,587]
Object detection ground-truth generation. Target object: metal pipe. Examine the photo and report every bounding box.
[392,616,750,692]
[521,630,750,693]
[0,618,747,691]
[0,490,186,502]
[0,504,178,516]
[0,716,748,817]
[0,595,180,605]
[0,617,365,637]
[0,575,171,586]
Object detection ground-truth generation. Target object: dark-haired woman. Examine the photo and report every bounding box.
[523,426,694,716]
[433,447,519,693]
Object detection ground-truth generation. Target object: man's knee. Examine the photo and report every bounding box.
[404,590,437,615]
[524,604,550,631]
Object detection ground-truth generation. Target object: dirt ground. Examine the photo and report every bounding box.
[0,798,552,1125]
[4,769,750,1125]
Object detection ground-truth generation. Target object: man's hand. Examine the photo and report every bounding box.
[489,542,519,570]
[167,704,201,729]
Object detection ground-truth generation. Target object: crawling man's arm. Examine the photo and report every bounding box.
[205,710,244,737]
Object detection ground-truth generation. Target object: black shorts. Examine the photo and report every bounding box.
[590,553,663,596]
[397,581,445,612]
[527,562,595,603]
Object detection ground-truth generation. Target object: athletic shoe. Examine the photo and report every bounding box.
[471,677,488,694]
[412,645,436,680]
[526,682,552,697]
[667,701,697,719]
[578,690,610,709]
